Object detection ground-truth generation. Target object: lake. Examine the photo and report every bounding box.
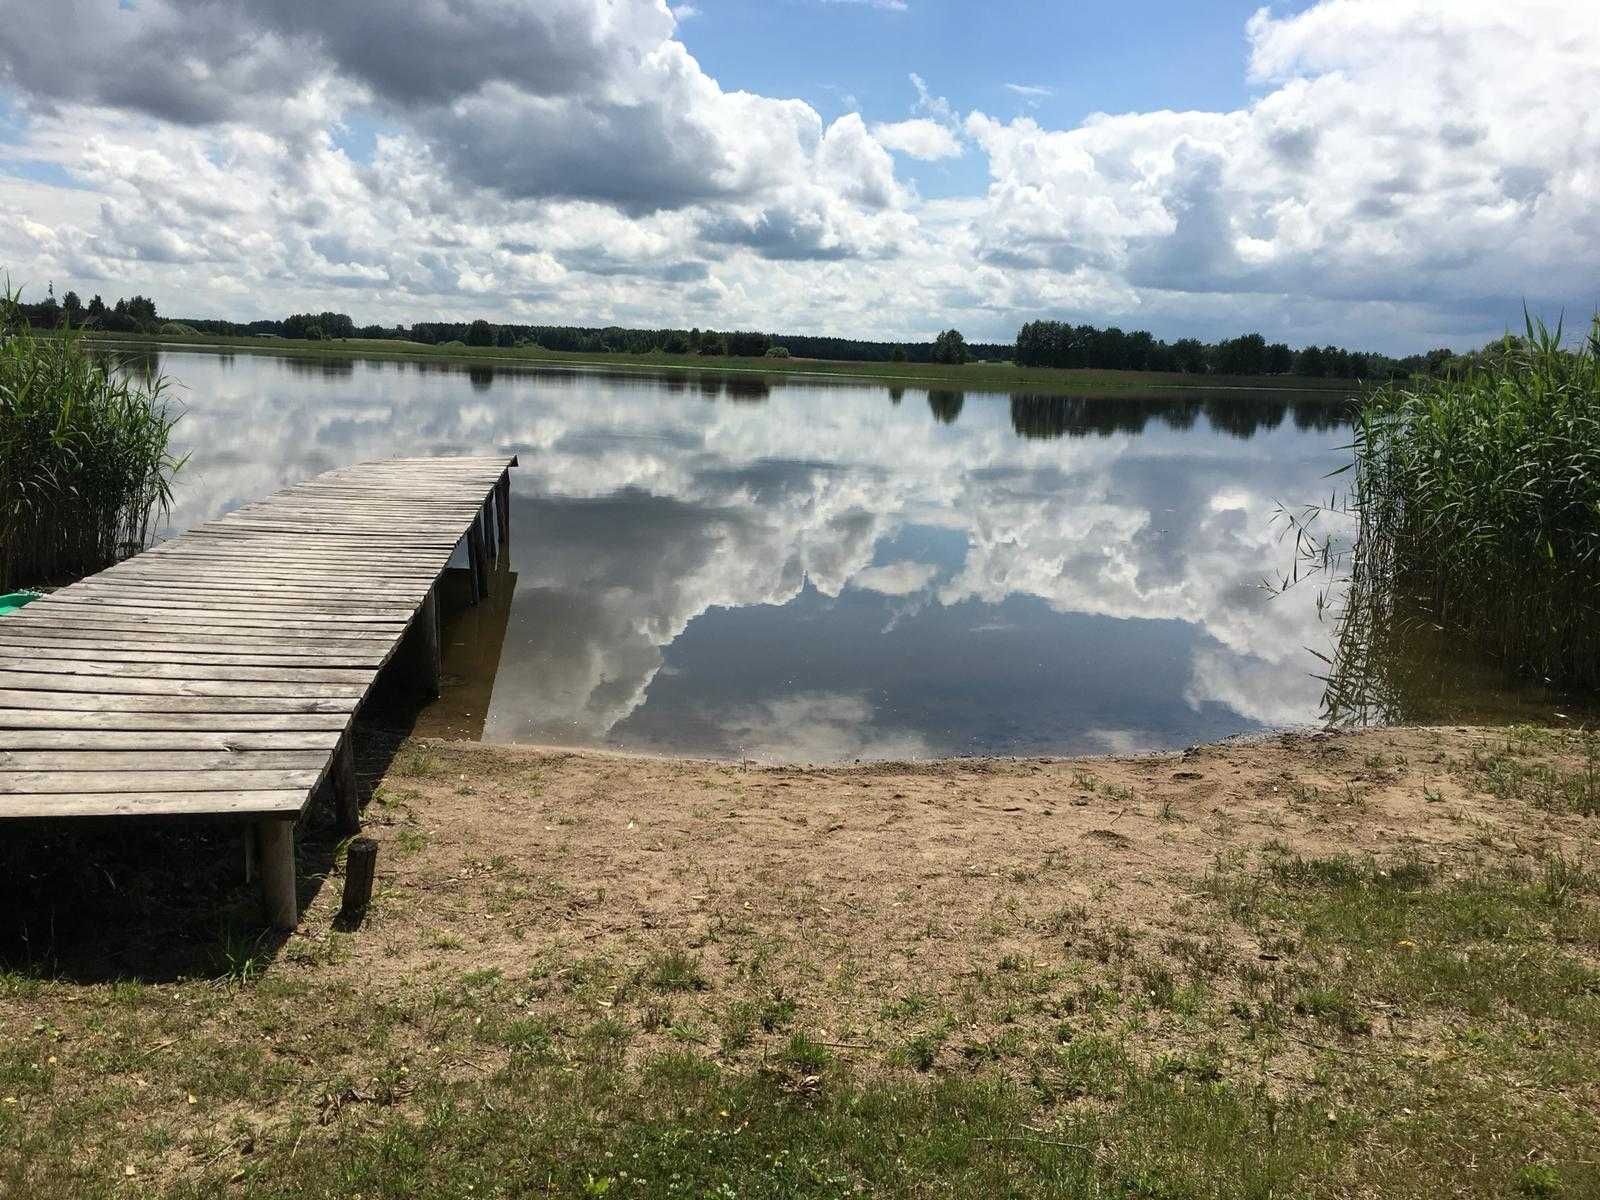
[128,347,1573,762]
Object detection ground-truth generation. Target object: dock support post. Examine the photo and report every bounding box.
[259,819,298,931]
[333,735,360,836]
[417,584,442,700]
[467,518,489,603]
[481,503,497,566]
[495,473,510,554]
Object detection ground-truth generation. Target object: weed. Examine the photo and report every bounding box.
[646,950,708,993]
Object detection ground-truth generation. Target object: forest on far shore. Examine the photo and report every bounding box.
[17,287,1452,379]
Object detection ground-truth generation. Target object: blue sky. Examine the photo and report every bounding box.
[679,0,1297,197]
[0,1,1594,352]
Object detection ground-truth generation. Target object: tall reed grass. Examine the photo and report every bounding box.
[0,286,184,590]
[1284,315,1600,719]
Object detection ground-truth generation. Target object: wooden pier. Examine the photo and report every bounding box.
[0,456,516,928]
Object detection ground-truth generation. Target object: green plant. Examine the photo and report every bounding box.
[0,283,183,588]
[646,949,707,993]
[1278,314,1600,716]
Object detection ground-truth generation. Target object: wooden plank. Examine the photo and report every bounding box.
[0,770,325,795]
[0,690,357,713]
[0,657,374,684]
[99,569,439,590]
[0,643,387,668]
[0,615,402,640]
[99,561,438,583]
[0,750,328,771]
[0,792,307,818]
[15,605,405,631]
[0,671,365,698]
[143,541,451,560]
[0,631,396,654]
[54,591,422,617]
[0,710,350,731]
[69,577,425,600]
[0,631,393,655]
[159,536,454,555]
[40,594,416,619]
[0,729,342,751]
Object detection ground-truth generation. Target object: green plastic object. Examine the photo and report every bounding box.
[0,591,40,615]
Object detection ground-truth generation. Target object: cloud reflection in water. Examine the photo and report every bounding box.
[156,350,1354,761]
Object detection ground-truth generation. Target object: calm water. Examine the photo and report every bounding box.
[130,348,1571,762]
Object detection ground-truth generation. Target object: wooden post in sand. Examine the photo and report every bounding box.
[340,836,378,923]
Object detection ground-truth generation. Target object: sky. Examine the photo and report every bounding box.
[0,0,1596,353]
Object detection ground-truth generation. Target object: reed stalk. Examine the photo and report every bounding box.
[0,285,184,590]
[1280,314,1600,719]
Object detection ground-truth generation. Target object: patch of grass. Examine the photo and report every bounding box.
[1294,985,1370,1035]
[758,987,798,1032]
[645,949,708,993]
[895,1031,944,1072]
[1469,737,1600,816]
[1210,850,1600,1024]
[717,1001,757,1055]
[492,1017,556,1066]
[777,1032,833,1077]
[392,826,429,856]
[389,743,448,779]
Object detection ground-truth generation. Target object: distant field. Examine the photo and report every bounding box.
[81,330,1363,398]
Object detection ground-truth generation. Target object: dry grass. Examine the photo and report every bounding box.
[2,726,1598,1197]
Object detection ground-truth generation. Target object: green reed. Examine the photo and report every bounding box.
[0,287,184,590]
[1279,315,1600,719]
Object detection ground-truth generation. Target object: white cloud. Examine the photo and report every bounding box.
[964,0,1600,335]
[909,72,956,125]
[0,0,1595,349]
[1003,83,1052,98]
[851,560,939,595]
[670,3,701,19]
[871,118,963,161]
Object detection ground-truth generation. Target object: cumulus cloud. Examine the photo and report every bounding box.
[0,0,911,237]
[851,561,940,595]
[0,0,1595,347]
[964,0,1600,326]
[871,118,964,161]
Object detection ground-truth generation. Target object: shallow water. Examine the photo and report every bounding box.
[135,348,1573,761]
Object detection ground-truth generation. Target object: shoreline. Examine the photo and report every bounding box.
[78,331,1366,401]
[443,721,1329,770]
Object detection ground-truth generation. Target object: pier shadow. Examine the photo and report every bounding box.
[0,810,342,984]
[0,562,517,983]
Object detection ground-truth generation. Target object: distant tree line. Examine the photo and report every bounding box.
[17,293,1014,365]
[397,321,1010,364]
[1014,320,1436,379]
[16,289,164,334]
[19,286,1471,379]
